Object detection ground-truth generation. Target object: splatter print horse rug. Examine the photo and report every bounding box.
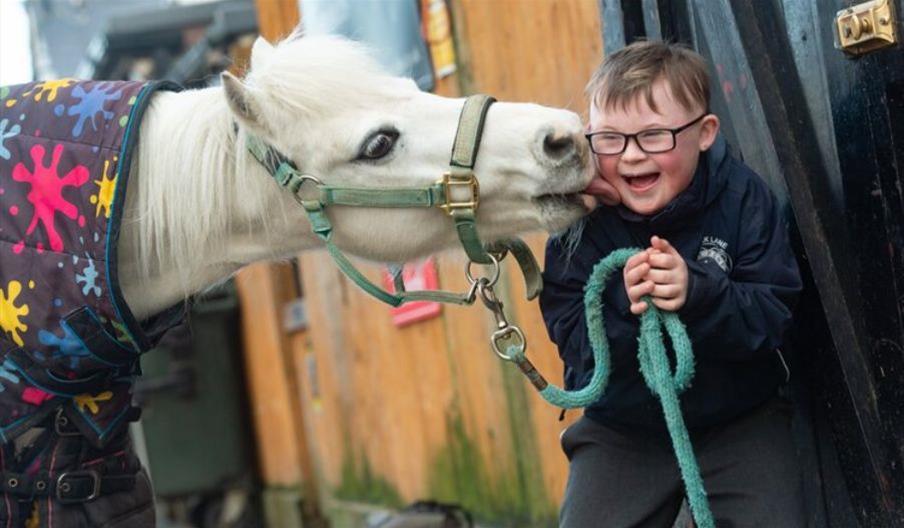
[0,80,182,526]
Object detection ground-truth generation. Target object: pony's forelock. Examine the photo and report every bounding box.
[247,35,395,118]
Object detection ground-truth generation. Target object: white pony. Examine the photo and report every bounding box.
[119,35,594,318]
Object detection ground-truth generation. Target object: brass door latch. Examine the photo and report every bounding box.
[835,0,898,55]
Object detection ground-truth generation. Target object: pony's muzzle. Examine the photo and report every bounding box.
[537,126,586,168]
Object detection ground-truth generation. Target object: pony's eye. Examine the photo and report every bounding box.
[358,129,399,160]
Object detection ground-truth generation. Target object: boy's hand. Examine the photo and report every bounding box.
[644,236,688,312]
[623,249,654,314]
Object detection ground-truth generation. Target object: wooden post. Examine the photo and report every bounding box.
[254,0,301,41]
[238,1,323,525]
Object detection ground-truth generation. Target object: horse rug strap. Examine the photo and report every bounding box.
[245,94,542,306]
[0,421,151,526]
[0,80,186,448]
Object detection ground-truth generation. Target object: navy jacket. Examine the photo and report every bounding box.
[540,136,802,431]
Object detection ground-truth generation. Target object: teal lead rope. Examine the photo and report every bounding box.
[508,248,715,528]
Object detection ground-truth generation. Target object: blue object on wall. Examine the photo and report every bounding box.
[300,0,435,92]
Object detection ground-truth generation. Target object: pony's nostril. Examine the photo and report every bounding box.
[543,131,576,160]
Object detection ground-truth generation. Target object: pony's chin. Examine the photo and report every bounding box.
[534,193,590,232]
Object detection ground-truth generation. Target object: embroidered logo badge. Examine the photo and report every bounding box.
[697,236,732,273]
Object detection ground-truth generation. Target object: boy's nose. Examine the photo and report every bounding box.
[620,136,648,161]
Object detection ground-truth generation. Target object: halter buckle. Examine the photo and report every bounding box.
[437,172,479,215]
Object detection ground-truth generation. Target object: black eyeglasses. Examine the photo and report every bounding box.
[585,113,709,155]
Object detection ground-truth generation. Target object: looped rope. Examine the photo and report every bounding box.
[511,248,715,528]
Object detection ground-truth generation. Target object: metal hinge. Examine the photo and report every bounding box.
[835,0,898,56]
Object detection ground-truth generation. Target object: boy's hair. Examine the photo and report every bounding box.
[586,40,710,114]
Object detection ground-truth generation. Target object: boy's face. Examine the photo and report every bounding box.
[588,79,719,216]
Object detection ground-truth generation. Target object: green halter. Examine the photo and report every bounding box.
[245,94,542,307]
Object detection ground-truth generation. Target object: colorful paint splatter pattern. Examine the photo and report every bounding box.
[0,79,180,446]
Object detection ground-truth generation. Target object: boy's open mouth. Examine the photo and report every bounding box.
[622,171,660,192]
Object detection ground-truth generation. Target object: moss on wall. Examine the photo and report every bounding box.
[334,448,404,508]
[330,412,557,526]
[427,414,557,527]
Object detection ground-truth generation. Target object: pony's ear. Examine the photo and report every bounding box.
[250,36,275,71]
[287,25,304,42]
[221,71,269,135]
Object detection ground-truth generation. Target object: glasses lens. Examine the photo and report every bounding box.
[637,130,675,153]
[591,133,626,154]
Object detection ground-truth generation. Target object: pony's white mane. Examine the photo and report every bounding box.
[244,35,392,118]
[129,86,240,295]
[128,36,394,296]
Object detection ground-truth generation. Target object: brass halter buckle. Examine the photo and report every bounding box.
[437,171,479,215]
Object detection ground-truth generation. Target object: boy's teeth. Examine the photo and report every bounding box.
[625,173,659,189]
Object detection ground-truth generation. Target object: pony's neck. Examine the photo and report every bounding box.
[118,86,320,320]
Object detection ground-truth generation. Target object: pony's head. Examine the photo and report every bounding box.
[222,35,593,262]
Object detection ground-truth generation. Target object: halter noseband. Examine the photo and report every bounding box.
[244,94,541,307]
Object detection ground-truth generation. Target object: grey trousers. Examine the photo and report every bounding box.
[559,398,806,528]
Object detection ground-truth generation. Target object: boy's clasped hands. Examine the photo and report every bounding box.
[623,235,688,315]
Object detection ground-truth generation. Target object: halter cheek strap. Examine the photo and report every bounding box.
[244,94,542,307]
[447,95,494,265]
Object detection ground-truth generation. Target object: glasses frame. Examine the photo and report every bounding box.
[585,112,710,155]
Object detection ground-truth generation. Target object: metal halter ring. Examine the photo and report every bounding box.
[465,253,501,288]
[291,174,325,206]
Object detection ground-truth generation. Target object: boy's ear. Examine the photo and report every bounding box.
[698,114,720,151]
